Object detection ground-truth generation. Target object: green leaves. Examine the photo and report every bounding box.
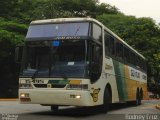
[0,20,27,44]
[0,18,27,97]
[34,0,118,19]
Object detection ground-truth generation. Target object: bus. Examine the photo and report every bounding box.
[17,17,147,112]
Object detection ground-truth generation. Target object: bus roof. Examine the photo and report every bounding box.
[30,17,145,60]
[30,17,101,25]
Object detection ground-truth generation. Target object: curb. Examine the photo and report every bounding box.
[0,98,18,101]
[155,104,160,110]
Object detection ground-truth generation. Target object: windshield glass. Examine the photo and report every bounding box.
[21,40,88,78]
[22,41,50,77]
[26,22,89,40]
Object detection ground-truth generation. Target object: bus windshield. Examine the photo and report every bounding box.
[26,22,89,40]
[21,40,89,78]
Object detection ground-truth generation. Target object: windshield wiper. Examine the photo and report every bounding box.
[75,26,80,35]
[31,69,39,79]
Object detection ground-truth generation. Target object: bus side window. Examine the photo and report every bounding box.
[124,47,130,63]
[135,55,138,68]
[139,58,146,71]
[104,31,110,56]
[93,23,102,43]
[116,42,123,60]
[90,43,102,82]
[130,52,135,66]
[109,36,115,56]
[143,61,147,72]
[136,56,141,69]
[104,31,114,56]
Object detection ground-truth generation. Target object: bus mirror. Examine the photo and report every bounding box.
[15,46,23,63]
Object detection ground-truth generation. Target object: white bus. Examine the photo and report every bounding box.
[17,18,147,112]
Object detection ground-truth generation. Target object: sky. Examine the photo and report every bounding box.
[99,0,160,23]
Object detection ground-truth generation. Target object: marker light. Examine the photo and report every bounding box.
[20,93,29,98]
[75,95,81,99]
[20,93,25,97]
[70,95,81,99]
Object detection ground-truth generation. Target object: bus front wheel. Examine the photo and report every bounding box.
[101,87,111,113]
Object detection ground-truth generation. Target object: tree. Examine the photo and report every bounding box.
[0,19,27,97]
[0,0,18,18]
[36,0,118,19]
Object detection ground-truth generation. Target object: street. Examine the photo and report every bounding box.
[0,100,159,120]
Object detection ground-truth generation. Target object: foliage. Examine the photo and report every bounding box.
[29,0,119,19]
[0,18,27,97]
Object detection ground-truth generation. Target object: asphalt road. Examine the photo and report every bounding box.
[0,100,159,120]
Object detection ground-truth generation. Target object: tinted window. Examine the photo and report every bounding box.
[116,42,123,60]
[21,40,89,78]
[26,22,89,39]
[104,31,115,56]
[110,36,115,55]
[104,31,110,55]
[93,23,102,42]
[124,47,130,63]
[130,52,135,65]
[136,56,141,68]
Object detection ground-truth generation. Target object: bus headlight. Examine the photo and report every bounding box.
[20,93,29,98]
[67,84,88,90]
[20,93,31,102]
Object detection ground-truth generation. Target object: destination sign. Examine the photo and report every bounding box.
[55,36,81,40]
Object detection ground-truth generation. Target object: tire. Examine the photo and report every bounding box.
[51,105,59,111]
[140,88,143,100]
[135,88,141,106]
[101,87,111,113]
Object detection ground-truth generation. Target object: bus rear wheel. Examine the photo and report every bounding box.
[51,105,59,111]
[135,88,141,106]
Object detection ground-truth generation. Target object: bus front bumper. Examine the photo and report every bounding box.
[19,89,93,106]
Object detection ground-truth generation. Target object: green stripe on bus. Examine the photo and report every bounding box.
[48,80,69,85]
[113,60,128,101]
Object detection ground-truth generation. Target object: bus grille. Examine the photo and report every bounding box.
[33,84,66,88]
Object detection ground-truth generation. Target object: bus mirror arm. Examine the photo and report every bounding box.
[90,62,99,74]
[90,62,100,82]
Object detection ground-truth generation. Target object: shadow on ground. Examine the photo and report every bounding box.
[24,102,138,117]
